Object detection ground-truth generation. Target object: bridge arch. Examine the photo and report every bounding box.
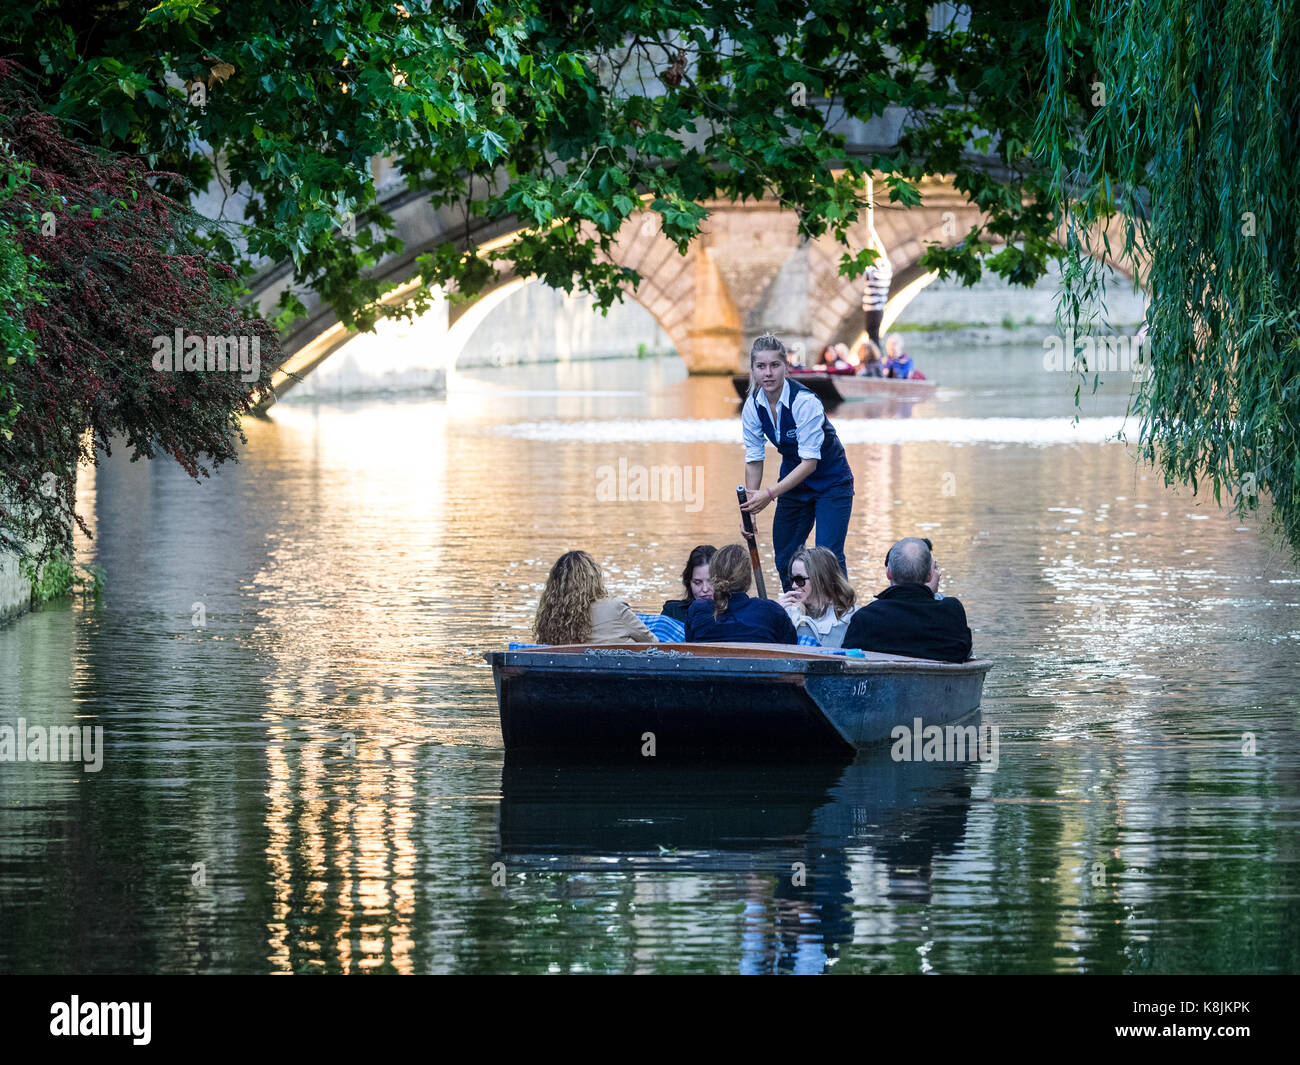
[805,183,1145,354]
[266,207,742,399]
[259,177,1147,402]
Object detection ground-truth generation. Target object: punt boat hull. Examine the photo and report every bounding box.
[485,643,991,760]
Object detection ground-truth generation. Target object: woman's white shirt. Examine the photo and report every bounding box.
[741,379,827,463]
[784,602,857,647]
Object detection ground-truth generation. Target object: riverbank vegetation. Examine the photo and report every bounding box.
[22,549,104,607]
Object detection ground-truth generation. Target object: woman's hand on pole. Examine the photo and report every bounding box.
[739,487,774,515]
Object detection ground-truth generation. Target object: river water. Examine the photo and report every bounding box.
[1,342,1297,974]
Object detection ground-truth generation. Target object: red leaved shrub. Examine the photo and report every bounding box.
[0,59,280,563]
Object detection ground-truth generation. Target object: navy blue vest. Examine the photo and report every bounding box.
[753,379,854,497]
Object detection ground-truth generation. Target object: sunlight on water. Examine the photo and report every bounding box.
[0,349,1296,974]
[493,415,1131,445]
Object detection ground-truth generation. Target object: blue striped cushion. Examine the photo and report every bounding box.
[510,613,683,649]
[636,612,686,642]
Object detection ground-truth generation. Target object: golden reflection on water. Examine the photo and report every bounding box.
[247,402,448,973]
[38,354,1292,974]
[263,721,420,973]
[243,363,1293,972]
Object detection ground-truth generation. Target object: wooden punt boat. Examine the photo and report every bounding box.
[484,642,992,760]
[730,371,938,406]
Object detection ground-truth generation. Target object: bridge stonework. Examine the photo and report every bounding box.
[255,172,1142,400]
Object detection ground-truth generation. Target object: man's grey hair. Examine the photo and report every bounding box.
[886,538,932,585]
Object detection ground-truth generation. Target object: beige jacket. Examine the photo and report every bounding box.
[589,598,657,643]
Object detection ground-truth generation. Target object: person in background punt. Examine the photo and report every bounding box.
[856,339,884,377]
[686,543,797,645]
[818,344,851,371]
[777,545,858,647]
[534,550,657,645]
[661,544,716,623]
[882,334,914,379]
[842,538,971,662]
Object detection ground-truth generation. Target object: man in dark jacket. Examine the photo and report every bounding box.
[842,538,972,662]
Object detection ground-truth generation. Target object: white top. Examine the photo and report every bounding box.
[741,379,827,464]
[862,255,893,311]
[784,603,858,648]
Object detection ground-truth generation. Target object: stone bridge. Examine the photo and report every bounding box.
[239,108,1141,403]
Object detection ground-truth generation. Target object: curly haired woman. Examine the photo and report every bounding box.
[534,550,657,645]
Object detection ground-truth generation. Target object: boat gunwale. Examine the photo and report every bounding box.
[485,642,991,677]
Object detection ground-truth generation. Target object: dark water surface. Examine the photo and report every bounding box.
[1,345,1297,974]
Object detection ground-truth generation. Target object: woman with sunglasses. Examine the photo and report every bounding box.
[739,332,856,591]
[777,546,858,647]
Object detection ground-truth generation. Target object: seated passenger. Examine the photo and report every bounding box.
[883,537,941,596]
[842,538,972,662]
[857,339,884,377]
[685,544,797,645]
[534,550,657,645]
[777,545,858,647]
[817,344,851,372]
[660,544,716,623]
[917,537,943,599]
[882,334,914,379]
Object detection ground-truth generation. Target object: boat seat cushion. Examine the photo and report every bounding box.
[638,612,685,642]
[508,613,684,651]
[510,620,870,654]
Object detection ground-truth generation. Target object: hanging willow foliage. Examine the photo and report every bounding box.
[1039,0,1300,561]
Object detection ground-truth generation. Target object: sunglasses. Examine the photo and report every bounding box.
[791,574,809,587]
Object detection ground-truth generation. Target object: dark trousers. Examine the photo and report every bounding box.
[864,309,883,346]
[772,481,854,591]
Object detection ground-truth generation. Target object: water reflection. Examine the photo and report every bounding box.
[827,397,921,419]
[0,349,1297,974]
[498,747,977,974]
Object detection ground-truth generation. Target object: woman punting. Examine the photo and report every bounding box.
[739,332,855,592]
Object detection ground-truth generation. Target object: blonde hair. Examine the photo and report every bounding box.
[860,339,882,364]
[792,545,855,616]
[534,550,607,644]
[709,543,753,620]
